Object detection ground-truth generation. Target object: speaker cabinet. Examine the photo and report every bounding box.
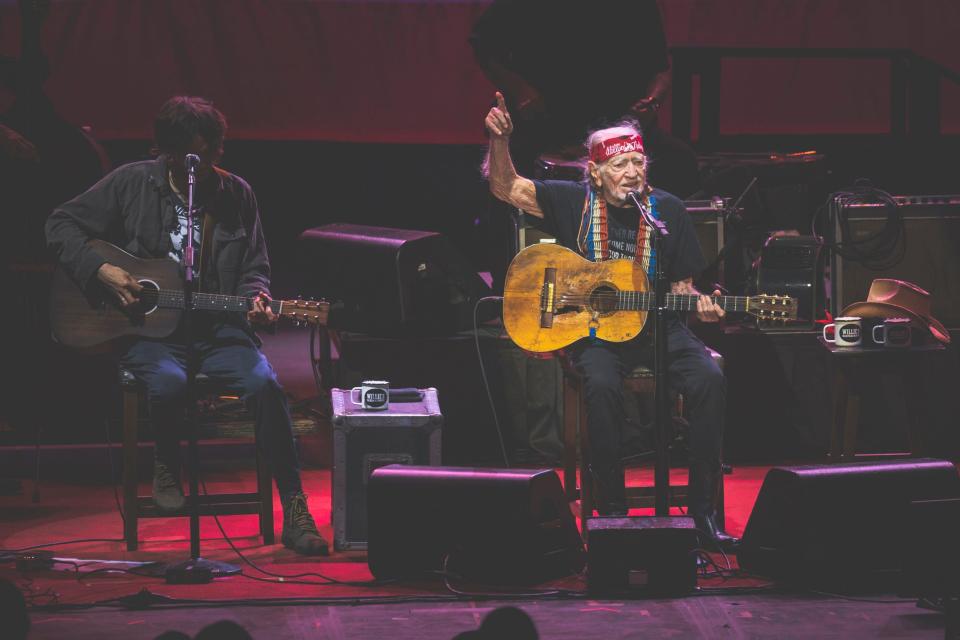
[830,197,960,325]
[756,235,825,329]
[367,465,585,584]
[738,458,960,590]
[586,516,698,596]
[900,497,960,597]
[298,223,492,337]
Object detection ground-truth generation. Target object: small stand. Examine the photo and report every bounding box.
[627,192,671,515]
[164,153,239,582]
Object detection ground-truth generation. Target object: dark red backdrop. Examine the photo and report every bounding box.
[2,0,959,142]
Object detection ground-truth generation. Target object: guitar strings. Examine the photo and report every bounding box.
[554,292,753,312]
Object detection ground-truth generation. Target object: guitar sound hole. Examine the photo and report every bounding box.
[589,285,619,314]
[132,280,160,315]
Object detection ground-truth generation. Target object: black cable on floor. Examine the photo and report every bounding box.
[472,296,509,467]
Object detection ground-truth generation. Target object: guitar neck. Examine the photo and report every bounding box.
[618,292,751,313]
[151,289,281,314]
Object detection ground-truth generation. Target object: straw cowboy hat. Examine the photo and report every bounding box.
[840,278,950,344]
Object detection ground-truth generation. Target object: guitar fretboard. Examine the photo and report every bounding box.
[139,289,282,314]
[617,292,750,313]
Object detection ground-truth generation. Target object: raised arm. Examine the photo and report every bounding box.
[484,92,543,218]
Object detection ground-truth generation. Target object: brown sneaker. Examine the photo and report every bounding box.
[152,459,186,513]
[281,493,329,556]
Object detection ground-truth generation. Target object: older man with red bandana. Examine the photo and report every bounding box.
[485,93,735,548]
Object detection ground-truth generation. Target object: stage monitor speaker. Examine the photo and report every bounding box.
[830,196,960,326]
[367,465,585,584]
[298,223,493,337]
[738,458,960,590]
[899,497,960,598]
[586,516,698,596]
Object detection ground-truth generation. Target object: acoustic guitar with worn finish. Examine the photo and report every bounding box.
[50,239,329,349]
[503,243,798,352]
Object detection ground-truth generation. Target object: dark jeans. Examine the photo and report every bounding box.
[570,318,726,514]
[120,320,302,500]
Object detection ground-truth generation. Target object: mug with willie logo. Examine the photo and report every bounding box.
[351,380,390,410]
[872,317,912,348]
[823,316,863,347]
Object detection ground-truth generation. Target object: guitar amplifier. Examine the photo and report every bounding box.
[756,235,825,330]
[829,195,960,326]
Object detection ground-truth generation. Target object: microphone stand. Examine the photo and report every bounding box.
[164,154,239,583]
[626,191,671,516]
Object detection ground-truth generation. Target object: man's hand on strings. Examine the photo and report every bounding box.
[97,263,143,307]
[673,279,725,323]
[485,91,514,139]
[247,292,278,325]
[696,289,726,323]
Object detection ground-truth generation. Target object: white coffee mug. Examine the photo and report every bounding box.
[823,316,863,347]
[350,380,390,410]
[872,317,912,348]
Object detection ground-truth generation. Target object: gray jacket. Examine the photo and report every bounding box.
[46,156,271,331]
[47,156,270,293]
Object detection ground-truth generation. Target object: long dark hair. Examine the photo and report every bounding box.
[152,96,227,157]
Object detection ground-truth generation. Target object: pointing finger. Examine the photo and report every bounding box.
[495,91,507,113]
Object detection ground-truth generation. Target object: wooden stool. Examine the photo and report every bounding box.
[821,338,947,462]
[562,348,726,525]
[120,369,275,551]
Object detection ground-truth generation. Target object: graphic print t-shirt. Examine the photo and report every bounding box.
[531,180,705,282]
[167,196,204,274]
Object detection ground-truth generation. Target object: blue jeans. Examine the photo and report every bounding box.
[120,320,302,500]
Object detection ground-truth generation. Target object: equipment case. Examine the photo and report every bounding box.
[330,387,442,551]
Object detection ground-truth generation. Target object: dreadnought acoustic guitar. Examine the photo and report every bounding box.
[503,243,798,352]
[50,239,329,349]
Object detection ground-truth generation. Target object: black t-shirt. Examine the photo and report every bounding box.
[532,180,706,283]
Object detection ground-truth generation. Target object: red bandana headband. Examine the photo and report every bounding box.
[589,134,645,163]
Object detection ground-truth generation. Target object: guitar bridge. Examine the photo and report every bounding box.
[540,267,557,328]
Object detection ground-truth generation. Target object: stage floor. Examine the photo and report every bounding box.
[1,328,952,637]
[0,466,947,639]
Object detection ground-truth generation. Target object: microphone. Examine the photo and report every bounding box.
[624,189,669,237]
[184,154,201,172]
[625,190,646,209]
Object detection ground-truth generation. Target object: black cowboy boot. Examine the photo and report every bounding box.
[688,459,738,552]
[590,463,627,516]
[281,492,330,556]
